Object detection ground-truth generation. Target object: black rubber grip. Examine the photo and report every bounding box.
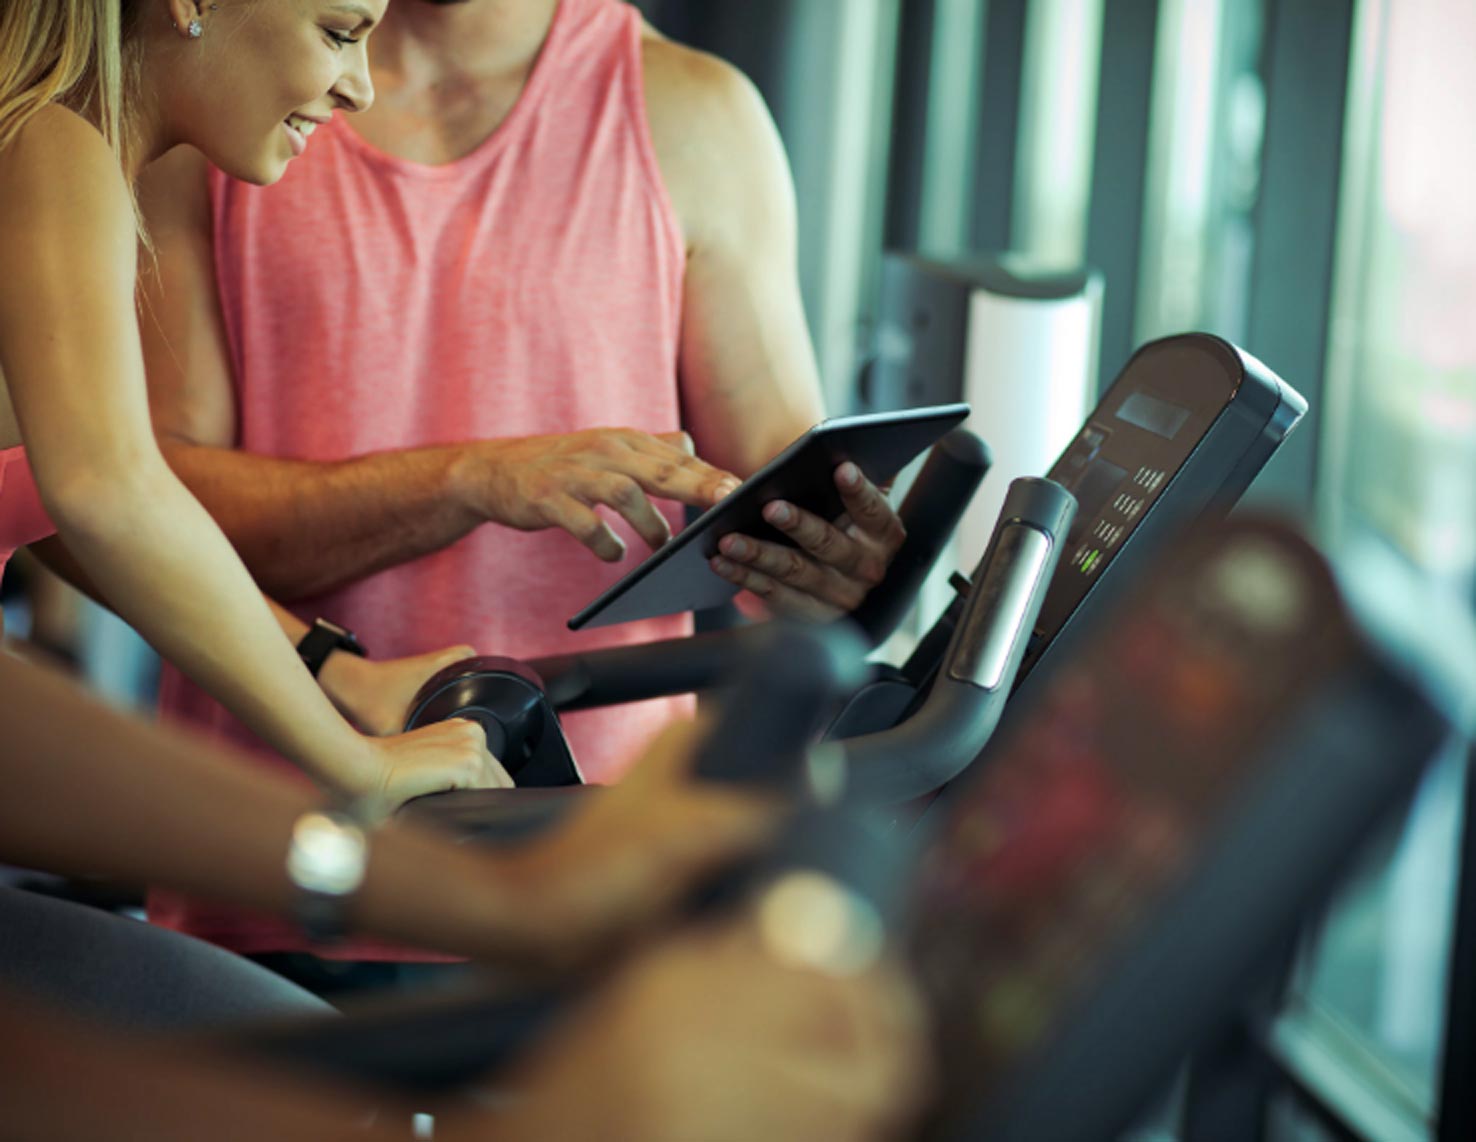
[402,624,871,843]
[848,428,992,647]
[530,626,786,712]
[839,478,1075,803]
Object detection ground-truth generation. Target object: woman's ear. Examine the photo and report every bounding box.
[163,0,210,40]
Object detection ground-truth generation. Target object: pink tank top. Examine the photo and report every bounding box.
[152,0,694,955]
[0,446,57,591]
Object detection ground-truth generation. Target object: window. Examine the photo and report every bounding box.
[1276,0,1476,1132]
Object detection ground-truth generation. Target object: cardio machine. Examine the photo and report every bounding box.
[225,336,1475,1136]
[229,515,1474,1142]
[402,331,1308,835]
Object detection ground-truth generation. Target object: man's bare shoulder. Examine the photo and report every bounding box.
[638,32,789,248]
[639,32,771,154]
[639,31,759,114]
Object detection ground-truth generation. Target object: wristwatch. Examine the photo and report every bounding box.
[297,617,366,678]
[285,807,370,944]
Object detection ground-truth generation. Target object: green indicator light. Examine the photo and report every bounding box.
[1082,550,1102,573]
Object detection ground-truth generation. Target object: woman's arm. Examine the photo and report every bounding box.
[0,650,769,969]
[0,647,528,959]
[26,534,471,738]
[0,109,493,807]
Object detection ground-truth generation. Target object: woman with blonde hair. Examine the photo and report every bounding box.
[0,0,509,807]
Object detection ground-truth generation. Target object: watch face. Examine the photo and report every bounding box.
[287,812,368,896]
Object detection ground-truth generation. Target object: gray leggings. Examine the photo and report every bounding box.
[0,885,332,1031]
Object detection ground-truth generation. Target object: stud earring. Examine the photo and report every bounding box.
[187,18,203,38]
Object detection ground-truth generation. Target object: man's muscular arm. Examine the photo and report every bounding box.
[641,34,823,474]
[642,36,906,619]
[137,149,736,601]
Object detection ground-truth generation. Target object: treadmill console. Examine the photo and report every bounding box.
[1020,334,1306,681]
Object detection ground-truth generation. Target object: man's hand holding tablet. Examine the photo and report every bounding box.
[709,460,907,621]
[569,405,969,630]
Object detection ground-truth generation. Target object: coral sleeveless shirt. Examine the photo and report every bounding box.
[152,0,694,955]
[0,447,56,609]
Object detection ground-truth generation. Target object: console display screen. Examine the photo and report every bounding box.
[910,530,1348,1129]
[1117,391,1192,440]
[1058,453,1128,579]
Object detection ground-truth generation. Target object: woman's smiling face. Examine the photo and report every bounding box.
[163,0,386,184]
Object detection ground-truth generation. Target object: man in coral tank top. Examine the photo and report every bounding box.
[135,0,906,964]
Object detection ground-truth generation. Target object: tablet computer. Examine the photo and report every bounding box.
[568,404,970,630]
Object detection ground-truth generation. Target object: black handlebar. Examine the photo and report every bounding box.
[691,623,870,791]
[229,625,876,1089]
[838,478,1076,803]
[847,427,991,647]
[403,623,871,844]
[529,626,776,712]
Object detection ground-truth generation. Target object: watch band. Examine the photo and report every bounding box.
[297,617,366,678]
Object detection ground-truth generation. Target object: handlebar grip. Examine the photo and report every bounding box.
[840,478,1075,803]
[848,428,992,647]
[403,624,872,843]
[937,478,1075,691]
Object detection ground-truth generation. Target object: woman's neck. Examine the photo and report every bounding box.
[120,71,167,183]
[100,33,177,183]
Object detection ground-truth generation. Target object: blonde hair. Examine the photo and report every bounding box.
[0,0,142,160]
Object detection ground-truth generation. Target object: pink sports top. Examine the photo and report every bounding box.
[152,0,696,955]
[0,447,57,605]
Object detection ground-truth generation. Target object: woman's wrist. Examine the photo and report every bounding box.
[270,605,380,735]
[291,720,391,809]
[317,647,375,728]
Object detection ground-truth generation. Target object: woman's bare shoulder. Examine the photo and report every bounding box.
[0,106,134,257]
[1,106,129,207]
[3,103,121,166]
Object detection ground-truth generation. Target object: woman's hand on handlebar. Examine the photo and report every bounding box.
[455,912,932,1142]
[320,643,478,738]
[357,720,513,816]
[504,719,776,971]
